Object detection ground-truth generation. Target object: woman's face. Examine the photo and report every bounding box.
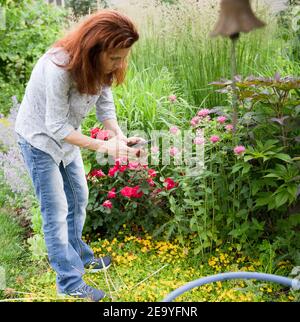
[100,48,131,74]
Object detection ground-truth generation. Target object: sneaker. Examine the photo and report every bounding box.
[58,283,106,302]
[85,256,112,273]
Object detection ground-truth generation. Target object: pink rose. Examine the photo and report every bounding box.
[89,169,106,178]
[107,188,116,199]
[148,169,157,178]
[164,177,178,190]
[102,200,113,209]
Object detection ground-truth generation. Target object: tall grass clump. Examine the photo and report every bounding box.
[115,0,285,110]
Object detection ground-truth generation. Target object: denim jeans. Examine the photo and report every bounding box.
[17,134,95,293]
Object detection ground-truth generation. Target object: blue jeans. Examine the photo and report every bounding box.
[17,134,95,293]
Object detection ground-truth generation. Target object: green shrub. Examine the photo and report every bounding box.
[0,0,68,115]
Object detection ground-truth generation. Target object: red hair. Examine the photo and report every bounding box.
[51,10,139,95]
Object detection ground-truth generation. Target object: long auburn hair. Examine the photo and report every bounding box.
[51,10,139,95]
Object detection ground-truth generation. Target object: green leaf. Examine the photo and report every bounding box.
[275,192,289,208]
[274,153,292,163]
[84,162,92,175]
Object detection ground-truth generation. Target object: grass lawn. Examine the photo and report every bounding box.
[0,219,297,302]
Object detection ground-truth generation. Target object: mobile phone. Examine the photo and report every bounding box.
[128,139,152,148]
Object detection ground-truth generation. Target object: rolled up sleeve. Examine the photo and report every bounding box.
[96,86,117,122]
[44,57,75,141]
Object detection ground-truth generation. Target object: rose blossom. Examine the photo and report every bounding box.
[89,169,106,178]
[107,188,116,199]
[164,177,177,190]
[102,200,113,209]
[148,169,157,178]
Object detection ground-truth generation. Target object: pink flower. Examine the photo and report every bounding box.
[128,162,140,170]
[170,126,179,135]
[96,130,110,141]
[210,135,220,143]
[147,178,156,187]
[132,185,144,198]
[120,186,133,198]
[164,177,178,190]
[148,169,157,178]
[108,166,119,177]
[114,157,128,166]
[194,137,205,145]
[169,147,179,157]
[102,200,113,209]
[217,116,227,124]
[119,165,128,173]
[107,188,116,199]
[89,169,106,178]
[190,116,200,127]
[151,146,159,154]
[90,128,110,140]
[168,94,177,103]
[225,124,234,131]
[197,109,211,117]
[233,145,246,155]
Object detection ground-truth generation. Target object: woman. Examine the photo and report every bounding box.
[14,9,144,302]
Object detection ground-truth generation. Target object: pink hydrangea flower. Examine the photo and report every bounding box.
[102,200,113,209]
[194,137,205,145]
[217,116,227,124]
[169,147,179,156]
[197,109,211,117]
[233,145,246,155]
[210,135,220,143]
[168,94,177,103]
[170,126,179,135]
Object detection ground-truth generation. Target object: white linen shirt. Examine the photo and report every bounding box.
[14,47,117,167]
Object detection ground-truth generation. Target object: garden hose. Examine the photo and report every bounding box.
[162,271,300,302]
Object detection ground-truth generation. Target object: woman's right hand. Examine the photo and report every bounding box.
[98,136,144,159]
